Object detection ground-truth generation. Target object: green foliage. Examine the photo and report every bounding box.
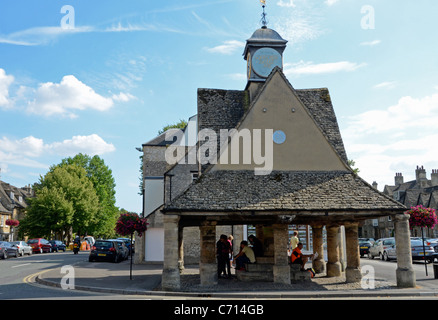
[157,119,187,135]
[21,154,119,240]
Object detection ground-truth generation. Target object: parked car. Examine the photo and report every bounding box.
[359,239,373,257]
[368,237,395,260]
[410,240,436,263]
[27,238,52,253]
[49,240,66,252]
[117,237,134,254]
[359,237,375,244]
[108,239,129,260]
[89,240,123,263]
[10,241,32,256]
[375,239,435,263]
[0,241,19,259]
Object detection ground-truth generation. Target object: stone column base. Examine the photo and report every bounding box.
[200,263,218,286]
[326,262,342,277]
[346,267,362,283]
[396,267,416,288]
[312,259,326,274]
[273,265,291,284]
[162,268,181,291]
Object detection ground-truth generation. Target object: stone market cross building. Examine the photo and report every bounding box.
[159,26,414,290]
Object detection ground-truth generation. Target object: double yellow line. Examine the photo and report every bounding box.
[23,269,52,286]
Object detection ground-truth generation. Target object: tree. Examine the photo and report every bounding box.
[20,186,74,239]
[20,164,98,240]
[347,159,360,175]
[59,154,119,238]
[157,119,187,135]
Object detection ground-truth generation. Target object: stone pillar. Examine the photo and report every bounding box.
[344,222,362,283]
[311,225,325,274]
[394,214,416,288]
[161,214,181,291]
[199,221,217,286]
[326,225,342,277]
[272,224,290,284]
[178,226,184,272]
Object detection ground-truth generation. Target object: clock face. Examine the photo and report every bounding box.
[252,48,282,78]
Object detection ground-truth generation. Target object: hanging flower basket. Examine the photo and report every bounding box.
[115,212,148,237]
[5,219,19,227]
[406,205,438,229]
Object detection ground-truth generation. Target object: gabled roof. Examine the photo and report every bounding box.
[164,68,406,218]
[0,181,31,213]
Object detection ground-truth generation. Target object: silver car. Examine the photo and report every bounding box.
[368,238,395,260]
[380,239,435,263]
[10,241,33,256]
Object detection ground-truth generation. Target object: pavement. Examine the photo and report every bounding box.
[34,254,438,299]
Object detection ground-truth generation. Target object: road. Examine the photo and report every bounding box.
[0,251,135,300]
[1,251,438,300]
[360,256,438,291]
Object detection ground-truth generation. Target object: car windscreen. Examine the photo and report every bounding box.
[94,241,112,248]
[27,239,38,244]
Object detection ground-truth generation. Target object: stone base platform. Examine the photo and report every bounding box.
[235,257,311,282]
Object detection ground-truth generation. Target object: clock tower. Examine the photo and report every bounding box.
[243,26,287,99]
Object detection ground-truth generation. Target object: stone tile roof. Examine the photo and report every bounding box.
[295,88,348,163]
[0,181,32,213]
[196,84,348,164]
[164,170,406,213]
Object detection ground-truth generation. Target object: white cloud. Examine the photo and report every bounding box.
[0,134,115,169]
[325,0,339,6]
[284,60,366,76]
[0,68,14,107]
[0,26,94,46]
[48,134,116,156]
[205,40,245,55]
[342,93,438,188]
[27,75,114,118]
[277,0,296,7]
[360,40,381,46]
[373,81,397,89]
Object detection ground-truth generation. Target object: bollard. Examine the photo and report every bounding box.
[433,263,438,279]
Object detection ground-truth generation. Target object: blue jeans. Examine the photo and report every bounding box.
[236,255,250,269]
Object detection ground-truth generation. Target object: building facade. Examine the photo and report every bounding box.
[158,26,413,290]
[0,181,33,241]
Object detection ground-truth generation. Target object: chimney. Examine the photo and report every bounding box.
[395,172,404,186]
[431,169,438,186]
[372,181,378,189]
[416,166,427,182]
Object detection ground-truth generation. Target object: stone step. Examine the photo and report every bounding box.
[244,263,273,272]
[236,269,273,282]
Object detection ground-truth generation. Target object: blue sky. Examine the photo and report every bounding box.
[1,0,438,213]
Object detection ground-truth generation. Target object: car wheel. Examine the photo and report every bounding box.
[368,253,374,259]
[383,252,390,261]
[2,252,7,259]
[39,248,43,254]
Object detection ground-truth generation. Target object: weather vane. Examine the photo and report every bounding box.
[260,0,268,28]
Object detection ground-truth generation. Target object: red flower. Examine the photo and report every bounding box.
[115,212,148,237]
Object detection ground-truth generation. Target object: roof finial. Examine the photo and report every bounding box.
[260,0,268,28]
